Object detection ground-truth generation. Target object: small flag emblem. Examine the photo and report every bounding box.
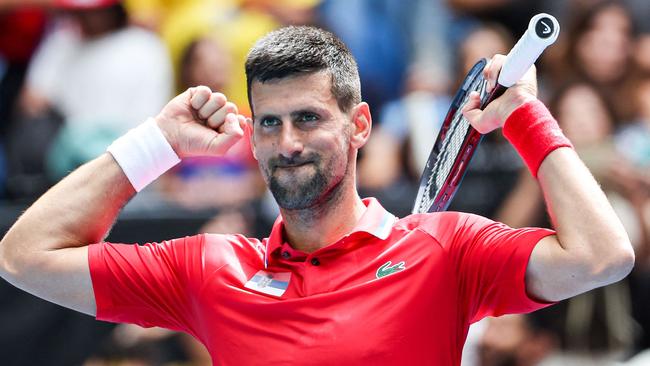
[244,270,291,297]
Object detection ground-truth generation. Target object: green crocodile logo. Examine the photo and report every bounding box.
[376,261,406,279]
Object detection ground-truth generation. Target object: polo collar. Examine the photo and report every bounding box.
[264,197,395,268]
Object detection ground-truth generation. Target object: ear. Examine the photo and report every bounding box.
[349,102,372,149]
[247,117,258,160]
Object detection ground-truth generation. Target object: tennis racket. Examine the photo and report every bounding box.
[412,13,560,214]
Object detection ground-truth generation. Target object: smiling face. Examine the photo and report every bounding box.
[251,71,355,210]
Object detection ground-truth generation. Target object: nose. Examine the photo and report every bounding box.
[278,122,304,158]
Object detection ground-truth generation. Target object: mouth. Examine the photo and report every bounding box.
[277,162,311,169]
[273,160,314,170]
[271,161,316,178]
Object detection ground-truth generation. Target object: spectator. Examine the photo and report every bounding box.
[613,74,650,355]
[632,31,650,76]
[12,0,172,188]
[447,0,552,39]
[479,308,564,366]
[318,0,411,111]
[125,0,315,111]
[615,76,650,172]
[551,0,635,121]
[0,6,47,199]
[0,5,47,137]
[242,0,321,26]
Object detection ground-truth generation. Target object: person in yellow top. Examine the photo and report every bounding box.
[125,0,321,113]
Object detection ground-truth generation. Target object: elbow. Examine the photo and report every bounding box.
[0,237,15,280]
[0,235,36,282]
[590,239,635,286]
[616,243,636,279]
[0,236,21,281]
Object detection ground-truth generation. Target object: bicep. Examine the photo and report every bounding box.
[526,235,588,302]
[11,247,96,316]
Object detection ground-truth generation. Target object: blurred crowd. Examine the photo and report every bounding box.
[1,0,650,365]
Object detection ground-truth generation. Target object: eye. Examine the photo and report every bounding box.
[298,113,319,123]
[260,116,281,127]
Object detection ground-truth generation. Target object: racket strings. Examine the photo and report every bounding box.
[419,113,470,211]
[417,77,486,213]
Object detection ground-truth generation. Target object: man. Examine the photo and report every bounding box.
[0,26,634,365]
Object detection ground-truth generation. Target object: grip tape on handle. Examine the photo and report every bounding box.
[498,13,560,87]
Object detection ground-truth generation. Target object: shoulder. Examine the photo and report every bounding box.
[393,211,500,249]
[119,234,264,269]
[395,211,494,235]
[202,233,265,268]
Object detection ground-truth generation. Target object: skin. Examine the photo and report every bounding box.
[0,55,634,318]
[250,72,370,252]
[465,55,634,301]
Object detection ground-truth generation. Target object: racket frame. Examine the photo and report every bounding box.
[411,12,559,214]
[412,59,506,214]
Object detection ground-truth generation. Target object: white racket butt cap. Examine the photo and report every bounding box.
[498,13,560,87]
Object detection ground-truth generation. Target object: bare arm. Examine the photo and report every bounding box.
[525,148,634,301]
[463,56,635,302]
[0,155,133,315]
[0,86,245,315]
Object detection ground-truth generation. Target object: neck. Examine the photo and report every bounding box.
[281,179,366,253]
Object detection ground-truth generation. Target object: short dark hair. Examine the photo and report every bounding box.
[245,26,361,113]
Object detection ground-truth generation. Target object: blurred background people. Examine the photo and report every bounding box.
[0,3,48,199]
[357,22,518,218]
[1,0,650,365]
[479,308,564,366]
[550,0,635,121]
[8,0,172,198]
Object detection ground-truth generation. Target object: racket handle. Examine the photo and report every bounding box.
[497,13,560,88]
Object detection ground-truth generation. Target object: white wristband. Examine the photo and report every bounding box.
[107,118,181,192]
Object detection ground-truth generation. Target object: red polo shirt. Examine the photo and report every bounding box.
[89,198,554,365]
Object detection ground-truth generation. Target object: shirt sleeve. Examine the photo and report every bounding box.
[87,234,208,334]
[421,212,556,323]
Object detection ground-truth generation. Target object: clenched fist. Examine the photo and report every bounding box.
[462,54,538,134]
[154,85,246,158]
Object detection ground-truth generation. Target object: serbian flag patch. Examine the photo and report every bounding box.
[244,270,291,297]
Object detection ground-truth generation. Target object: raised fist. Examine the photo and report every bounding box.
[154,85,246,158]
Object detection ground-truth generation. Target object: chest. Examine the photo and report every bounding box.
[195,230,466,365]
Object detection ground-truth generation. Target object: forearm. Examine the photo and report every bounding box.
[537,148,634,284]
[464,56,635,301]
[0,153,134,271]
[0,87,241,315]
[499,101,633,301]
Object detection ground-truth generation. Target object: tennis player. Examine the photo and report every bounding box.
[0,26,634,365]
